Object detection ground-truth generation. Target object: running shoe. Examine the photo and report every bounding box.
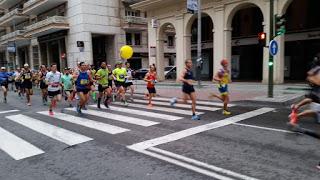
[123,100,129,106]
[170,97,177,106]
[82,106,87,110]
[112,94,116,102]
[288,109,298,125]
[3,98,6,103]
[223,110,231,115]
[27,103,31,106]
[97,103,101,109]
[316,162,320,170]
[104,99,109,108]
[191,115,201,120]
[49,110,54,116]
[76,105,82,114]
[147,103,153,108]
[69,103,73,107]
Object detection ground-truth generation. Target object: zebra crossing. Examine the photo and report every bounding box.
[0,97,231,161]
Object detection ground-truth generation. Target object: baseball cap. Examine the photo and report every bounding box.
[1,67,5,70]
[116,61,123,65]
[24,63,29,67]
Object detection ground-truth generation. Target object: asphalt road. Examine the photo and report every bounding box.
[0,88,320,180]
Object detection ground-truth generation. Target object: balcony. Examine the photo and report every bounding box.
[0,30,28,45]
[0,0,21,9]
[0,8,28,27]
[131,45,148,53]
[23,0,67,15]
[122,16,147,30]
[24,16,69,37]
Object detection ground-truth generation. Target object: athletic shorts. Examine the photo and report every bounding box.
[40,81,48,89]
[115,81,125,88]
[77,88,90,94]
[98,84,109,92]
[182,85,195,94]
[23,81,33,89]
[0,82,8,89]
[48,90,61,98]
[108,81,113,88]
[15,81,21,88]
[124,82,133,88]
[218,84,228,95]
[147,87,156,94]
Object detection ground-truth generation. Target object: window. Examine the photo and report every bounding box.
[168,36,174,47]
[134,33,141,45]
[126,33,132,45]
[125,10,140,17]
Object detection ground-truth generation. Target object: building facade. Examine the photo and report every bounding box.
[132,0,320,83]
[0,0,150,71]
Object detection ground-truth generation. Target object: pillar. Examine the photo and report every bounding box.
[175,14,184,80]
[156,35,165,81]
[213,8,225,75]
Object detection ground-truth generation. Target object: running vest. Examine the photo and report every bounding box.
[76,71,90,90]
[183,68,193,87]
[147,72,156,88]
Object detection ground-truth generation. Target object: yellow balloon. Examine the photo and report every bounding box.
[120,45,133,59]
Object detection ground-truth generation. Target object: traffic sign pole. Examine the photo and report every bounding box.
[268,0,274,98]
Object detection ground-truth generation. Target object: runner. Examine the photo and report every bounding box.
[144,64,157,107]
[107,64,114,90]
[89,64,97,102]
[124,62,134,101]
[13,68,22,96]
[95,62,112,108]
[74,62,93,114]
[0,67,13,103]
[20,64,33,106]
[210,59,231,115]
[45,64,62,115]
[61,67,74,107]
[112,61,128,106]
[39,65,48,105]
[170,59,200,120]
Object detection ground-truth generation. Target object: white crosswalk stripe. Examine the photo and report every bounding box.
[132,99,221,111]
[0,126,44,160]
[6,114,93,146]
[37,111,130,134]
[111,102,205,115]
[65,108,159,127]
[132,94,236,107]
[89,105,183,121]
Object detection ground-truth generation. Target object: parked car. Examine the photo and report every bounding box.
[133,68,149,80]
[165,66,176,79]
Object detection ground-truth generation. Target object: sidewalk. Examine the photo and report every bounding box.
[132,80,307,104]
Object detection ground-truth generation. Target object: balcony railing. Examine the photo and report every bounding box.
[23,0,41,9]
[0,30,26,42]
[0,8,23,22]
[25,16,67,32]
[124,16,147,25]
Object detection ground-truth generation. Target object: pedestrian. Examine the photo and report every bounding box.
[144,64,157,107]
[124,62,134,101]
[170,59,200,120]
[112,61,128,106]
[74,62,93,114]
[20,64,33,106]
[61,67,74,107]
[45,63,62,115]
[0,67,14,103]
[39,65,48,105]
[13,68,22,97]
[210,59,231,115]
[95,62,112,108]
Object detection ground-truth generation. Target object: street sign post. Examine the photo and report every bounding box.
[269,40,278,56]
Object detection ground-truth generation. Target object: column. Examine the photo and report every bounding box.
[156,34,165,81]
[213,8,225,75]
[46,42,50,66]
[58,40,62,71]
[148,22,157,66]
[175,14,184,80]
[274,35,284,84]
[28,45,34,69]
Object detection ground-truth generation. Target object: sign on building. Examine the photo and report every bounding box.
[187,0,198,13]
[151,19,158,28]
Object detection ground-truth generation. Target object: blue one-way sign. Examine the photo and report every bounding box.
[269,40,278,56]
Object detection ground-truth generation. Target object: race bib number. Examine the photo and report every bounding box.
[119,75,125,79]
[80,79,88,85]
[25,74,31,79]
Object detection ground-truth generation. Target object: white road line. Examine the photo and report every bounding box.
[65,108,159,127]
[0,110,19,114]
[89,105,183,121]
[0,126,44,160]
[133,94,236,107]
[112,102,205,115]
[133,99,221,111]
[6,115,93,146]
[38,111,129,135]
[128,148,235,180]
[128,108,275,150]
[149,147,259,180]
[232,123,294,133]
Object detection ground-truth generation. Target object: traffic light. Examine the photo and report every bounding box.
[258,32,266,47]
[275,14,286,36]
